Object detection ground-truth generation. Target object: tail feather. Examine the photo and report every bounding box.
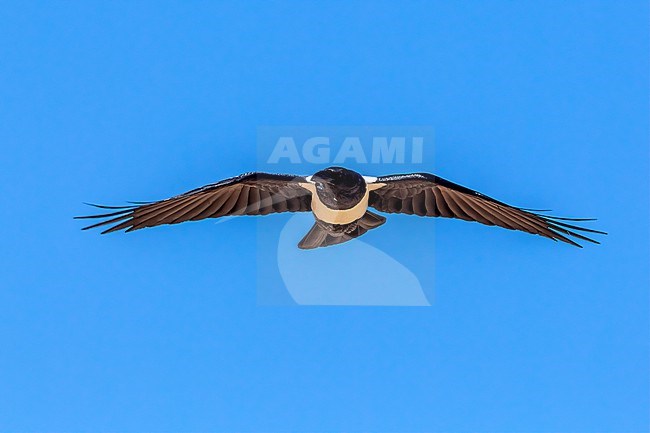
[356,210,386,230]
[298,211,386,250]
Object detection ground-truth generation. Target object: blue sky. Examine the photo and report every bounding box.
[1,1,648,432]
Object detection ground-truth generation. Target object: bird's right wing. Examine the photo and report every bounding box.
[76,172,312,234]
[368,173,605,247]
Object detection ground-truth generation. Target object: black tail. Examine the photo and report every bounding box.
[298,211,386,250]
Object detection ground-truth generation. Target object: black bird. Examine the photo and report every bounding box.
[77,166,605,249]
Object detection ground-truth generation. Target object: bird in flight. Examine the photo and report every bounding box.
[77,166,604,249]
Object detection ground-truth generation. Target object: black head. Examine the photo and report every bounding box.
[311,166,366,210]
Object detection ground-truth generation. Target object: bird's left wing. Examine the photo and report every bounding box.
[367,173,605,247]
[76,172,311,234]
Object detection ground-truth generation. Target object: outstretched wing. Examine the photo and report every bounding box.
[368,173,605,247]
[76,172,312,234]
